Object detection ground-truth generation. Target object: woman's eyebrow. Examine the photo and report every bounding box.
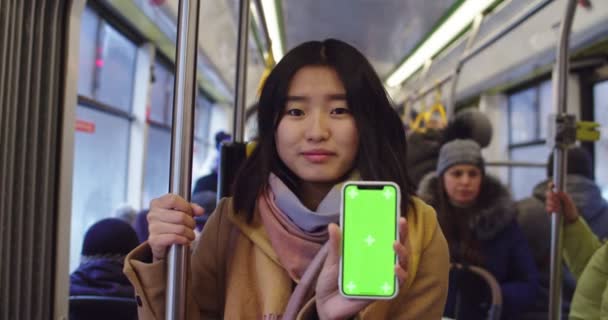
[327,93,347,100]
[286,95,308,102]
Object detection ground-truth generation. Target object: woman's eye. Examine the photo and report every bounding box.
[285,108,304,116]
[330,107,351,115]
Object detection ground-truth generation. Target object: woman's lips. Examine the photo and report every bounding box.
[301,150,335,163]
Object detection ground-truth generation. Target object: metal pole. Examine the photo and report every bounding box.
[549,1,578,319]
[234,0,250,143]
[408,0,552,105]
[446,13,484,119]
[485,161,546,168]
[166,1,199,319]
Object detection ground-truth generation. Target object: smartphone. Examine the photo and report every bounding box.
[339,181,400,299]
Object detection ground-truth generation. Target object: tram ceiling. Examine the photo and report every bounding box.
[282,0,455,76]
[162,0,455,92]
[121,0,463,105]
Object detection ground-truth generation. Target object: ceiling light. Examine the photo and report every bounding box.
[386,0,495,87]
[260,0,284,62]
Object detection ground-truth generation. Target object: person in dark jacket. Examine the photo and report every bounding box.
[406,108,493,189]
[192,131,231,194]
[516,146,608,319]
[418,139,539,320]
[70,218,139,297]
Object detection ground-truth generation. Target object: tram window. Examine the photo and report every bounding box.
[593,80,608,199]
[71,5,138,272]
[70,106,130,271]
[538,81,553,139]
[507,80,552,200]
[509,87,537,144]
[95,22,138,112]
[143,126,171,207]
[77,8,138,112]
[509,145,550,200]
[149,60,174,125]
[195,95,212,140]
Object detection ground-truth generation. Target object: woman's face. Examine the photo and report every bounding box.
[275,66,359,185]
[442,164,482,206]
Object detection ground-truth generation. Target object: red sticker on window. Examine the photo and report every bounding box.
[76,119,96,133]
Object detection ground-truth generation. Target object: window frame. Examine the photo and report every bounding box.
[77,3,143,121]
[506,77,552,197]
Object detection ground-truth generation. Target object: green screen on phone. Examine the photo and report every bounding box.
[341,183,398,298]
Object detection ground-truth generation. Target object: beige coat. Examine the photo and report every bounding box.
[124,196,449,319]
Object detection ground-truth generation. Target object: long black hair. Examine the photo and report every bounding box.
[232,39,414,221]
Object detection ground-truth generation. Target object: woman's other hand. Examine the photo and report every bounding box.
[315,218,410,320]
[545,182,579,225]
[147,194,205,261]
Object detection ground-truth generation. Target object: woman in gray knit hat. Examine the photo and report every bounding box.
[418,139,540,320]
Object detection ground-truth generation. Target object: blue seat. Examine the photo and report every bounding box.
[69,295,137,320]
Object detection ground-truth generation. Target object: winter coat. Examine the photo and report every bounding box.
[193,171,218,194]
[406,129,443,189]
[419,173,540,320]
[563,218,607,320]
[70,257,134,298]
[124,197,450,319]
[516,174,608,319]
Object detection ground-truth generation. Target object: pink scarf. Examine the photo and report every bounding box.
[258,189,329,282]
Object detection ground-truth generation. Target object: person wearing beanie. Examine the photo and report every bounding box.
[418,139,539,320]
[70,218,139,298]
[516,146,608,319]
[406,108,493,189]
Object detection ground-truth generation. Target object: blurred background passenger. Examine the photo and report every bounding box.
[113,204,137,226]
[406,109,493,189]
[191,190,216,232]
[418,139,539,320]
[192,131,231,194]
[133,209,150,244]
[70,218,139,297]
[517,146,608,319]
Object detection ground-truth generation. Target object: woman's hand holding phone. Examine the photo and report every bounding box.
[315,218,409,320]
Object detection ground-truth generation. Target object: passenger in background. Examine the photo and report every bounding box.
[517,146,607,319]
[70,218,139,297]
[418,139,539,320]
[124,39,449,319]
[192,131,231,194]
[114,204,137,226]
[545,187,607,320]
[191,190,217,232]
[406,108,493,189]
[133,209,150,244]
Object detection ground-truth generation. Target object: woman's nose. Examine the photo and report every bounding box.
[305,113,330,141]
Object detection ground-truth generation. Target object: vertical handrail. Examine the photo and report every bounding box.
[234,0,250,143]
[549,1,578,319]
[446,13,484,119]
[166,0,200,319]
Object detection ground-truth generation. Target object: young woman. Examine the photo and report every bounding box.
[124,39,449,319]
[418,139,539,320]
